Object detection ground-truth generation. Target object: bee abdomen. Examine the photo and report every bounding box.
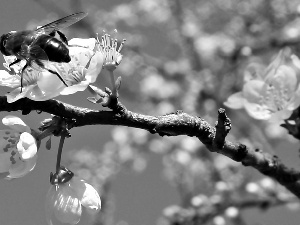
[36,34,71,63]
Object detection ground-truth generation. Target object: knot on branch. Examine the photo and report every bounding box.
[212,108,231,151]
[153,111,201,137]
[99,87,129,119]
[39,116,75,137]
[234,144,248,162]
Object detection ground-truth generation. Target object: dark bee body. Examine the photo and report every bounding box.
[0,30,33,56]
[1,31,71,63]
[0,12,88,87]
[32,34,70,62]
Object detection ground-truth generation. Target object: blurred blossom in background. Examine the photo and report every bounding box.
[0,0,300,225]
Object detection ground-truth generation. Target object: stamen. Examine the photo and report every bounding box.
[96,31,125,70]
[118,39,126,53]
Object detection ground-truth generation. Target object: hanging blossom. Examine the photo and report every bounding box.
[0,37,104,103]
[224,50,300,123]
[46,166,101,225]
[0,115,39,179]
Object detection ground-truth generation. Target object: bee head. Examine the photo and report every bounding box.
[0,31,15,56]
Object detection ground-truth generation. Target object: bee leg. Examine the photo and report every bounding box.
[35,59,68,87]
[49,30,68,45]
[20,63,30,92]
[9,58,22,67]
[49,31,56,37]
[47,68,68,87]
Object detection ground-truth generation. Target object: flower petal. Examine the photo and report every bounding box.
[3,56,26,74]
[37,71,66,94]
[45,186,57,225]
[243,100,271,120]
[243,63,265,82]
[60,81,90,95]
[0,152,12,173]
[264,50,285,80]
[6,85,35,103]
[0,71,21,88]
[7,154,37,179]
[0,130,20,151]
[50,184,82,225]
[70,177,101,214]
[69,47,95,69]
[68,38,96,50]
[288,85,300,110]
[46,185,81,225]
[242,80,264,103]
[85,51,104,83]
[224,92,244,109]
[265,65,297,93]
[17,132,37,160]
[2,116,30,133]
[269,109,293,123]
[0,172,9,179]
[259,65,299,112]
[26,85,63,101]
[80,182,101,214]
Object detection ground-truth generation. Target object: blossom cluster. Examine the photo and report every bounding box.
[0,34,124,103]
[0,115,101,225]
[224,50,300,123]
[0,33,125,224]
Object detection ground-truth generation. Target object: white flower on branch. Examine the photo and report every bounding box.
[0,115,38,179]
[0,38,104,103]
[224,50,300,123]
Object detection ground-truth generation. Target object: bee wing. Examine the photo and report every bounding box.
[34,12,88,35]
[26,44,49,71]
[26,45,67,86]
[28,45,48,60]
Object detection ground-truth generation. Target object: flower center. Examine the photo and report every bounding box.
[64,67,86,85]
[261,84,291,112]
[2,131,20,153]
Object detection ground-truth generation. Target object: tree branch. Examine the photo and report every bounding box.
[2,96,300,198]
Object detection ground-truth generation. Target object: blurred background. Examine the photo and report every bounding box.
[0,0,300,225]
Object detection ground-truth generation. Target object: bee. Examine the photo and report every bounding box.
[0,12,88,88]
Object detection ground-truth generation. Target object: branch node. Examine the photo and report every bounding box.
[235,144,248,164]
[213,108,231,150]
